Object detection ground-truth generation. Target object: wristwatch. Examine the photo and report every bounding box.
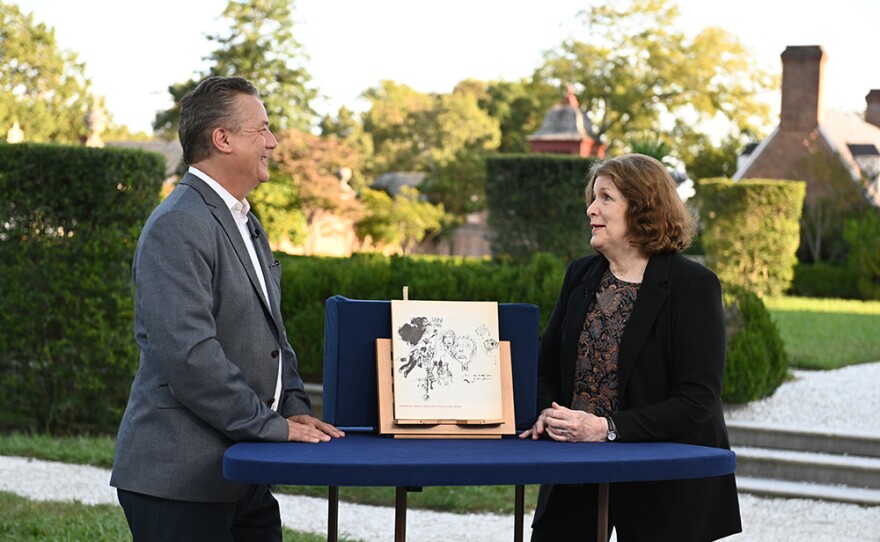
[605,416,618,442]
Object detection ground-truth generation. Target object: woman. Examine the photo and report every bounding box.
[520,154,742,541]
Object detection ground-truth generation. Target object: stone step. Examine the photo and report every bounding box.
[728,421,880,458]
[734,446,880,489]
[736,476,880,506]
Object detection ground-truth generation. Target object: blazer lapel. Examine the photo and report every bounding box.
[617,253,671,395]
[180,175,277,326]
[559,257,608,405]
[247,213,286,332]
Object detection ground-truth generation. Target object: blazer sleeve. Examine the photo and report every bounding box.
[134,208,289,442]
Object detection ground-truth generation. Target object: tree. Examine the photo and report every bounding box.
[356,186,447,255]
[153,0,316,138]
[677,132,743,180]
[360,80,501,219]
[360,80,435,174]
[534,0,774,155]
[1,2,94,144]
[480,77,559,154]
[319,105,375,192]
[796,152,869,264]
[250,129,362,246]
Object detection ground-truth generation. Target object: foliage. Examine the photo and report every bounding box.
[360,80,435,173]
[318,105,374,192]
[248,173,308,245]
[278,252,567,380]
[790,262,859,300]
[0,2,94,144]
[355,186,447,255]
[359,80,501,219]
[479,77,560,154]
[844,208,880,300]
[678,133,743,180]
[0,143,164,433]
[485,154,597,263]
[420,152,488,217]
[695,178,805,296]
[626,132,673,165]
[795,151,869,264]
[534,0,774,156]
[253,129,363,247]
[722,287,788,403]
[153,0,316,138]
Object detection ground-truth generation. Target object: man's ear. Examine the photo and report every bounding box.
[211,127,234,154]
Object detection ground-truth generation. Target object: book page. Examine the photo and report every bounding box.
[391,300,502,422]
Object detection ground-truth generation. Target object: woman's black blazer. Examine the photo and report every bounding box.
[535,252,742,541]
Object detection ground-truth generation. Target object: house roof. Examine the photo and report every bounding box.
[105,140,184,178]
[735,109,880,182]
[372,172,426,196]
[527,88,599,142]
[821,109,880,173]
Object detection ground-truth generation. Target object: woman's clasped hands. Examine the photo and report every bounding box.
[519,402,609,442]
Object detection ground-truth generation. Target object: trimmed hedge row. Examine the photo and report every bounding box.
[278,252,784,404]
[696,178,805,297]
[278,252,566,380]
[0,143,165,433]
[485,154,597,263]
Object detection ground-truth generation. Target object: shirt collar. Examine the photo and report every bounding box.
[188,166,250,218]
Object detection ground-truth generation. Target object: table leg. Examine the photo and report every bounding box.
[514,485,524,542]
[597,482,609,541]
[394,487,408,541]
[328,486,339,542]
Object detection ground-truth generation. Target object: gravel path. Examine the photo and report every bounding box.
[2,361,878,541]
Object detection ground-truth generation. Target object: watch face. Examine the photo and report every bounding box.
[607,430,618,441]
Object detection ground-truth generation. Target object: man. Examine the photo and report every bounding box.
[110,76,343,541]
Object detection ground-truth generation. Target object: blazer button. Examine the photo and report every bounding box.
[271,350,280,358]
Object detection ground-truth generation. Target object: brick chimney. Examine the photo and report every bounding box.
[867,89,880,129]
[780,45,826,130]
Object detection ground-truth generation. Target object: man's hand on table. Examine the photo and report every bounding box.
[286,415,346,443]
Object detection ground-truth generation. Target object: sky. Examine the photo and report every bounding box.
[12,0,880,135]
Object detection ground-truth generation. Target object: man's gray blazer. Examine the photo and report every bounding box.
[110,173,311,502]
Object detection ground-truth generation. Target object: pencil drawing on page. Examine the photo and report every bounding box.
[391,300,502,422]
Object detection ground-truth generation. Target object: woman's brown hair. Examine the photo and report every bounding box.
[585,154,696,255]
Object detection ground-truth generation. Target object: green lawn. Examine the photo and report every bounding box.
[765,296,880,369]
[0,491,347,542]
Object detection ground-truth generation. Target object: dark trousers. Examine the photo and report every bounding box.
[117,485,281,542]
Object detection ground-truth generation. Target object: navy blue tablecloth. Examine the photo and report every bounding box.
[224,433,736,488]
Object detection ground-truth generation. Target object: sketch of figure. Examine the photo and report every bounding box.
[397,317,441,378]
[451,336,477,373]
[476,324,500,354]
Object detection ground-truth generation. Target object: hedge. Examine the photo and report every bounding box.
[0,143,165,433]
[485,154,597,263]
[278,252,566,380]
[722,286,788,403]
[696,178,805,297]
